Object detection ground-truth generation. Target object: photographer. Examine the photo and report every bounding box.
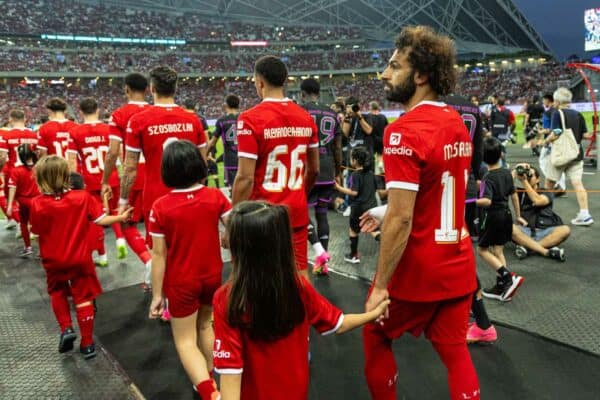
[544,87,594,226]
[342,97,374,156]
[512,164,569,261]
[367,101,388,172]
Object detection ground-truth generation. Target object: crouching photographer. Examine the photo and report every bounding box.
[511,163,570,261]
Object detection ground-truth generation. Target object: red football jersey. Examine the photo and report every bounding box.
[109,101,149,191]
[8,165,39,199]
[2,128,38,175]
[67,122,119,191]
[236,99,318,228]
[382,101,476,302]
[37,119,78,158]
[148,185,231,287]
[125,104,207,213]
[30,190,105,271]
[212,278,343,400]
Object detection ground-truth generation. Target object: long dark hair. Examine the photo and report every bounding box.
[161,139,207,188]
[226,201,305,341]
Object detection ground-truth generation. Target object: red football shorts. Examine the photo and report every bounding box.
[45,264,103,305]
[292,226,308,271]
[364,294,471,345]
[165,274,222,318]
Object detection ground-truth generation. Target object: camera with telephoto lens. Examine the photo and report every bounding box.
[515,165,530,177]
[351,103,360,113]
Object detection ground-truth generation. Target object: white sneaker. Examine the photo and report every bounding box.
[94,253,108,267]
[343,206,351,217]
[571,214,594,226]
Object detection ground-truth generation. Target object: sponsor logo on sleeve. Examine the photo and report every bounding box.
[385,132,413,156]
[213,339,231,359]
[390,133,402,146]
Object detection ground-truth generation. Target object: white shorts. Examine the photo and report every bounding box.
[544,160,583,183]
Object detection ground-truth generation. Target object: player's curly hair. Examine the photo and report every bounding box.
[150,66,178,97]
[395,26,457,96]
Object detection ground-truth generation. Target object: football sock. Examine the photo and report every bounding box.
[20,221,31,248]
[363,322,398,400]
[195,379,219,400]
[312,242,325,257]
[350,236,358,255]
[308,219,319,245]
[76,304,95,348]
[112,222,124,240]
[50,291,72,332]
[471,295,491,330]
[497,266,511,284]
[315,206,330,250]
[123,225,151,263]
[433,342,480,400]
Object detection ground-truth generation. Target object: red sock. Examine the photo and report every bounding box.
[433,342,480,400]
[363,322,398,400]
[112,222,124,240]
[89,224,105,254]
[195,379,219,400]
[123,225,151,263]
[50,291,72,332]
[20,221,31,248]
[76,304,95,348]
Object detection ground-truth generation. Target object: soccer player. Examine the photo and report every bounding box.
[7,144,39,257]
[67,97,127,265]
[213,201,390,399]
[360,27,480,399]
[299,78,341,275]
[37,98,77,158]
[118,66,207,291]
[102,73,152,283]
[148,141,230,400]
[30,156,133,360]
[2,109,37,228]
[208,94,241,188]
[232,56,319,279]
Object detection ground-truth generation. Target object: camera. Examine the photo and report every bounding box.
[515,165,530,177]
[351,104,360,113]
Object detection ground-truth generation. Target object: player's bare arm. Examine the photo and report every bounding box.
[231,157,256,205]
[6,186,16,217]
[0,150,7,169]
[149,236,167,319]
[101,138,121,199]
[219,374,242,400]
[304,147,319,195]
[119,150,140,207]
[67,152,78,173]
[198,144,208,162]
[207,135,219,153]
[366,188,417,313]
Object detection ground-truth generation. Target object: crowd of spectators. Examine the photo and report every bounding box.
[0,0,360,41]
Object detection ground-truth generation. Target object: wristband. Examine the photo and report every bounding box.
[118,198,129,206]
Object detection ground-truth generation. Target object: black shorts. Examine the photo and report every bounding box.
[350,203,373,233]
[478,208,513,247]
[308,184,335,207]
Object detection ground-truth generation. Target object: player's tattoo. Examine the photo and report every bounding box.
[102,141,120,185]
[120,150,140,200]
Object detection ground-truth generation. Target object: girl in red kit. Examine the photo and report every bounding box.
[148,140,230,400]
[7,144,40,257]
[213,201,390,400]
[30,156,132,360]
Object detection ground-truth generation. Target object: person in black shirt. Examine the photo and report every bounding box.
[524,95,544,155]
[367,101,388,172]
[334,147,377,264]
[300,78,342,275]
[342,96,374,157]
[511,164,570,261]
[208,95,240,187]
[477,138,524,302]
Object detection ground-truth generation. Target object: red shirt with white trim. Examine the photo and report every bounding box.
[382,101,476,302]
[37,120,78,158]
[109,102,149,191]
[0,134,6,198]
[212,278,343,400]
[67,122,119,191]
[125,104,207,213]
[8,165,39,200]
[30,190,105,271]
[236,99,318,228]
[148,185,230,287]
[2,128,38,176]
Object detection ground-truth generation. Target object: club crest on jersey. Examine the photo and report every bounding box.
[390,133,402,146]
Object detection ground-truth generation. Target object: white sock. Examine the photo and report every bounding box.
[579,209,590,217]
[312,242,325,257]
[97,253,108,262]
[116,238,126,246]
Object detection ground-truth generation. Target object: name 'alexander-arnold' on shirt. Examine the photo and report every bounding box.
[262,127,313,139]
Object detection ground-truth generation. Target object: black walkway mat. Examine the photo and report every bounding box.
[95,274,600,400]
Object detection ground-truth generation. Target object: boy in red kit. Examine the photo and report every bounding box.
[231,56,320,279]
[7,144,40,256]
[0,135,21,228]
[214,201,389,400]
[30,156,132,359]
[67,97,127,265]
[102,73,152,286]
[148,140,229,400]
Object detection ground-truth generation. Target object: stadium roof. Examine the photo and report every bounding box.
[88,0,552,56]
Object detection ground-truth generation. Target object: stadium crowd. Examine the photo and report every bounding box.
[0,0,360,41]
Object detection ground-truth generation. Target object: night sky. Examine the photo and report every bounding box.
[513,0,600,60]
